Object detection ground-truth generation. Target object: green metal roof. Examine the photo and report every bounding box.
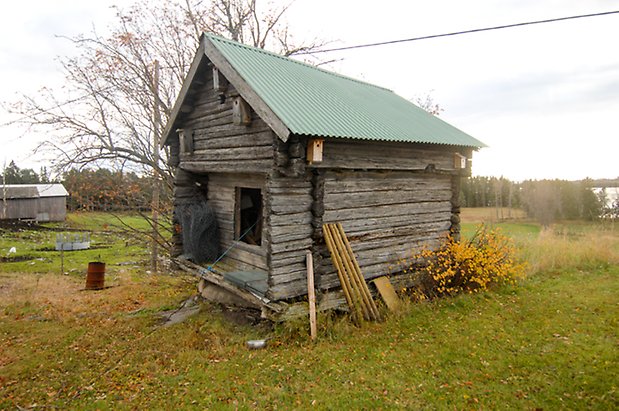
[206,33,485,148]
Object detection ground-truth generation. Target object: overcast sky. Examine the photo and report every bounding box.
[1,0,618,181]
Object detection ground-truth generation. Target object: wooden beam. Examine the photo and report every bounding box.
[306,250,317,340]
[173,258,284,313]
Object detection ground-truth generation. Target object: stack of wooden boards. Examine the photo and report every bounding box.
[323,223,382,323]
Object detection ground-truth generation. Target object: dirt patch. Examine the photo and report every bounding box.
[0,255,36,263]
[0,220,81,232]
[35,245,111,252]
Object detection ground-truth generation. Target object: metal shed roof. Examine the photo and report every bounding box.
[2,184,69,198]
[205,33,485,148]
[2,186,39,200]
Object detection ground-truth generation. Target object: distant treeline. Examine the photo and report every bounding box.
[0,161,50,184]
[1,161,164,212]
[461,176,618,225]
[62,169,160,211]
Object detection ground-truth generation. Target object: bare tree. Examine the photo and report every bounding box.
[7,0,326,182]
[413,91,444,116]
[5,0,327,269]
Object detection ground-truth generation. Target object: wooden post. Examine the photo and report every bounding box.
[60,245,64,275]
[151,60,161,273]
[306,250,317,341]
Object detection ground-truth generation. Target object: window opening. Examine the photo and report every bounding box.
[237,187,262,246]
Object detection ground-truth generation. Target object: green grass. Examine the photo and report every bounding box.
[0,212,162,274]
[0,212,617,409]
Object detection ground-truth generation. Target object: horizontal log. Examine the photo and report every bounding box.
[270,223,313,244]
[270,194,313,207]
[191,145,273,161]
[270,265,307,280]
[326,213,451,236]
[314,139,456,171]
[270,249,309,269]
[278,290,347,320]
[270,237,313,254]
[209,173,266,187]
[268,186,311,195]
[269,212,313,227]
[180,160,272,174]
[267,177,312,189]
[323,201,451,221]
[193,131,274,151]
[324,189,452,209]
[267,278,310,300]
[270,202,313,215]
[323,176,450,194]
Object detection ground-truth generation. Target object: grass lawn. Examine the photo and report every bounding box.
[1,210,617,409]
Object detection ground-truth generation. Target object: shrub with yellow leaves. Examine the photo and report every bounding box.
[410,225,526,298]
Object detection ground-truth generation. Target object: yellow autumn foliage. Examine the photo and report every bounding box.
[412,225,526,297]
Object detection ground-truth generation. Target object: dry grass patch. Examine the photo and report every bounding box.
[521,225,619,274]
[461,207,527,223]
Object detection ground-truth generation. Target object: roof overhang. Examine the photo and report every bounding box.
[160,34,291,148]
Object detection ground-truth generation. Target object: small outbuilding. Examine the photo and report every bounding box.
[1,184,69,222]
[161,34,484,314]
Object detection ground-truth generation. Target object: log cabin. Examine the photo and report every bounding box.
[161,33,485,316]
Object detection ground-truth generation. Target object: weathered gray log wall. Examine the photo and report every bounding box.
[316,170,452,289]
[265,135,469,300]
[206,173,268,271]
[177,70,275,175]
[265,174,314,300]
[314,138,471,173]
[168,65,277,270]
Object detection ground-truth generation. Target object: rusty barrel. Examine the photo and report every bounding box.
[86,262,106,290]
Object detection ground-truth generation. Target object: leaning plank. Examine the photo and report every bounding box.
[334,223,381,321]
[306,250,317,340]
[323,223,381,323]
[323,223,362,323]
[372,276,401,312]
[173,258,284,313]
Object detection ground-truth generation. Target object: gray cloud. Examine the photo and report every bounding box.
[447,63,619,118]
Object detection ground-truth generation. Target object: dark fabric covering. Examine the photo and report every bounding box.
[177,201,219,263]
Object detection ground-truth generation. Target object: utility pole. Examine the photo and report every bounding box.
[151,60,161,273]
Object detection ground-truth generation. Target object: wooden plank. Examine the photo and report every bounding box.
[333,223,381,321]
[372,276,401,312]
[268,278,313,301]
[270,264,308,279]
[306,250,317,340]
[173,258,284,313]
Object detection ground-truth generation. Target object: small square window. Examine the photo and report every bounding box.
[235,187,262,246]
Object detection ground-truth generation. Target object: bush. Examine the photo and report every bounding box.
[410,225,526,298]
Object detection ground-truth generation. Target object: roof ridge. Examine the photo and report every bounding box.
[202,32,394,93]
